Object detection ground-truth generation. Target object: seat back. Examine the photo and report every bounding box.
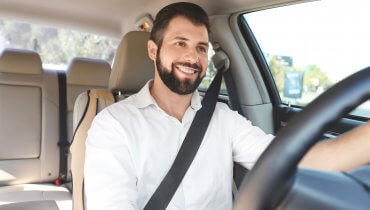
[0,48,59,185]
[70,31,154,210]
[67,57,111,143]
[70,90,114,210]
[65,57,111,182]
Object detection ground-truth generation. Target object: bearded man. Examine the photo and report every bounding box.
[84,2,370,210]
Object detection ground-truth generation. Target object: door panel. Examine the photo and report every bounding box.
[274,105,366,140]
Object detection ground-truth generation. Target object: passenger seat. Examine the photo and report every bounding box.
[66,57,111,145]
[70,31,154,210]
[63,57,111,184]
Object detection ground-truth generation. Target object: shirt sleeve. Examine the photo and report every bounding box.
[84,109,137,210]
[231,112,275,170]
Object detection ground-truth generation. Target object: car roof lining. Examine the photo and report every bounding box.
[0,0,310,38]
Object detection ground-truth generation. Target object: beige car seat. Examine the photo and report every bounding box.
[66,57,111,144]
[0,48,71,209]
[65,57,111,182]
[70,31,154,210]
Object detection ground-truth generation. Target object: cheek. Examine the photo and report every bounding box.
[200,58,208,76]
[159,47,180,67]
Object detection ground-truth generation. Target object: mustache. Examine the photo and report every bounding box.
[173,62,202,72]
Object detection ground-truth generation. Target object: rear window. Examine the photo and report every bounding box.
[242,0,370,118]
[0,19,119,70]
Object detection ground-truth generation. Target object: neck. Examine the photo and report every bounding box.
[150,77,192,122]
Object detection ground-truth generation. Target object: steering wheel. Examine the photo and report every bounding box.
[234,67,370,209]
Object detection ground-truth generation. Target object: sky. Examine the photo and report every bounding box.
[244,0,370,83]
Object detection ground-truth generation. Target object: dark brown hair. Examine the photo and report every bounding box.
[150,2,210,47]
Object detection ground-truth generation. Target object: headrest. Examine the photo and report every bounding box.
[109,31,154,92]
[0,48,42,74]
[67,57,111,87]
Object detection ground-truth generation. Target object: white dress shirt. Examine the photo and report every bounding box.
[84,81,274,210]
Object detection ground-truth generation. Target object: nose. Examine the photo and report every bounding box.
[184,47,199,64]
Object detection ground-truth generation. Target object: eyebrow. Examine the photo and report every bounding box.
[174,36,209,48]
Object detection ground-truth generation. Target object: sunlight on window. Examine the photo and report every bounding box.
[0,19,119,70]
[244,0,370,117]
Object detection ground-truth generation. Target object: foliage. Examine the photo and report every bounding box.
[268,55,332,93]
[0,20,118,67]
[269,55,286,92]
[303,64,332,92]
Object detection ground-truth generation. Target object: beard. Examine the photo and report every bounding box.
[155,47,205,95]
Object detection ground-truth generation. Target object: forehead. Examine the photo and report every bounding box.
[162,16,209,43]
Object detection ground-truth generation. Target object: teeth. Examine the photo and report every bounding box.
[178,66,196,74]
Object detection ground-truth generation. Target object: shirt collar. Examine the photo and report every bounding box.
[190,89,202,111]
[132,80,202,111]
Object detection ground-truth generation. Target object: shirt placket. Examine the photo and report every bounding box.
[177,107,196,210]
[167,117,186,210]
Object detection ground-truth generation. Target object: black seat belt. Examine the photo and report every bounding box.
[57,71,69,184]
[144,48,230,210]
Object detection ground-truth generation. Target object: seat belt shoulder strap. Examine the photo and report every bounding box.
[57,71,69,183]
[144,48,229,209]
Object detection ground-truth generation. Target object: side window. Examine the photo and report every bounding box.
[198,43,228,95]
[242,0,370,118]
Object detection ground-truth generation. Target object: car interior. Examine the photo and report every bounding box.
[0,0,369,209]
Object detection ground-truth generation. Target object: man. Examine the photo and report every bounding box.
[84,2,370,210]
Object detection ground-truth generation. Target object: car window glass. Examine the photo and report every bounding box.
[198,43,228,95]
[243,0,370,118]
[0,18,119,70]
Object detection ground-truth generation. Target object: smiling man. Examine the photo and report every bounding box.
[84,2,370,210]
[147,11,209,121]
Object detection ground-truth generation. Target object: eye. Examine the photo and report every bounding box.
[175,41,186,47]
[197,46,207,54]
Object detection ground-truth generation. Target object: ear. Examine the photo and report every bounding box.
[147,40,158,61]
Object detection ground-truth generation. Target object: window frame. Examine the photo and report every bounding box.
[237,14,281,107]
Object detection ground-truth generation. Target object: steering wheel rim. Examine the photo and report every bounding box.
[234,67,370,210]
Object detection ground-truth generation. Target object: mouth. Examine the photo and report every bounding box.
[175,64,200,76]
